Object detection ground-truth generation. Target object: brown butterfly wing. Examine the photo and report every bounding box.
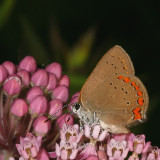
[80,45,135,111]
[79,46,149,133]
[93,74,148,133]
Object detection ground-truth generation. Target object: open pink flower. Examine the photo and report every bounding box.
[84,124,108,142]
[78,124,108,160]
[77,143,97,160]
[56,141,79,160]
[141,146,160,160]
[60,124,83,143]
[107,138,129,160]
[128,133,151,154]
[55,124,83,160]
[16,133,42,159]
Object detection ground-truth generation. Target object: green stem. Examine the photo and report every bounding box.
[26,117,34,133]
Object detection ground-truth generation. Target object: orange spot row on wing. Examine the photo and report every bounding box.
[137,91,143,96]
[138,98,144,106]
[131,82,140,91]
[118,75,131,83]
[131,82,143,96]
[123,77,130,83]
[133,107,142,119]
[131,82,136,86]
[134,85,140,90]
[118,75,124,79]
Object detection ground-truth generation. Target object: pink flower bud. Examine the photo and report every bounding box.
[45,62,62,79]
[59,75,70,87]
[0,152,4,160]
[3,75,21,96]
[17,70,30,87]
[71,91,80,100]
[19,56,37,73]
[11,99,28,117]
[0,65,7,83]
[33,116,51,136]
[52,85,69,103]
[56,114,74,129]
[48,99,63,118]
[29,95,47,116]
[69,96,79,111]
[45,73,57,91]
[26,86,43,103]
[31,69,48,87]
[86,155,99,160]
[2,61,16,75]
[37,149,50,160]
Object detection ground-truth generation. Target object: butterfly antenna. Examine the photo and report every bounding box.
[45,103,75,122]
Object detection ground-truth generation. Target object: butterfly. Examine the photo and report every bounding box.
[72,45,149,134]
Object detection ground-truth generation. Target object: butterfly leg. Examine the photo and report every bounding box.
[79,119,84,131]
[92,112,100,127]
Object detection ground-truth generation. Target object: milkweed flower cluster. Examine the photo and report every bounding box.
[0,56,159,160]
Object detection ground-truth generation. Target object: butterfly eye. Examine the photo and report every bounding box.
[74,103,81,110]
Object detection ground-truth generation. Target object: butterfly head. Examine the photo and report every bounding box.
[71,102,81,114]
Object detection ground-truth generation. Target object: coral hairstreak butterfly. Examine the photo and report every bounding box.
[72,45,149,134]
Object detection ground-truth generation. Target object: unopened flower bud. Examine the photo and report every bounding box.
[52,85,69,103]
[59,75,70,87]
[29,95,47,117]
[45,62,62,79]
[3,75,21,96]
[37,149,50,160]
[31,69,48,87]
[33,116,51,136]
[71,91,80,100]
[86,155,99,160]
[56,113,74,129]
[0,65,7,83]
[11,99,28,117]
[26,86,43,103]
[48,99,63,118]
[69,96,79,111]
[19,56,36,73]
[17,70,30,87]
[2,61,16,75]
[45,73,57,91]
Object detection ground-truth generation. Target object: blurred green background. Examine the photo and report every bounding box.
[0,0,160,145]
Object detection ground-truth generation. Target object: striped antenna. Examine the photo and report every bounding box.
[45,103,74,122]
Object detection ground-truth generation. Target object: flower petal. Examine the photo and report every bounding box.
[92,125,100,139]
[70,149,78,159]
[98,130,108,141]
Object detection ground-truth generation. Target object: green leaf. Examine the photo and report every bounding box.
[67,27,96,71]
[20,17,49,65]
[65,72,87,96]
[0,0,16,30]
